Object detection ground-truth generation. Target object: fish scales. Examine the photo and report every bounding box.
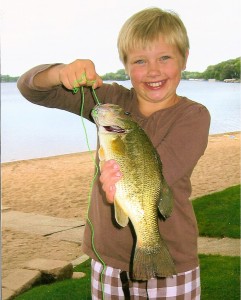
[91,103,176,280]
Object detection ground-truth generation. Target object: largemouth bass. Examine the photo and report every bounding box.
[91,103,176,280]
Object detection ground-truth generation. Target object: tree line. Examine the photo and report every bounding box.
[101,69,130,81]
[182,57,240,81]
[1,75,19,82]
[1,57,240,82]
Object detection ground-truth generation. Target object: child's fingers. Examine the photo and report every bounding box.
[58,59,102,90]
[99,160,122,203]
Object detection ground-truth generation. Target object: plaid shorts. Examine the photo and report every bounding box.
[91,259,200,300]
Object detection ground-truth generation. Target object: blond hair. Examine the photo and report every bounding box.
[117,7,189,65]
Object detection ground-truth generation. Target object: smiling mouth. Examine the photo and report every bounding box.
[146,81,165,88]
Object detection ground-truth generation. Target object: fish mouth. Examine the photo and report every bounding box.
[103,125,126,133]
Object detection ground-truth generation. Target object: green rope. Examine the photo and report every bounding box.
[72,72,101,106]
[75,75,106,299]
[91,87,101,106]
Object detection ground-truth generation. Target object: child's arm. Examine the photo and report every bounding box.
[17,59,107,116]
[33,59,103,90]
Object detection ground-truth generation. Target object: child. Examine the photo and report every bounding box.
[18,7,210,299]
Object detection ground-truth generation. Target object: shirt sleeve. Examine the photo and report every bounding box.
[17,64,131,119]
[157,104,211,187]
[17,64,89,115]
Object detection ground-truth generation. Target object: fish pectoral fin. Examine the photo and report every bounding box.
[98,146,106,171]
[98,146,105,161]
[158,181,173,219]
[114,200,129,227]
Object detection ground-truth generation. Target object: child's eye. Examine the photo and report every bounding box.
[160,56,170,61]
[134,59,145,65]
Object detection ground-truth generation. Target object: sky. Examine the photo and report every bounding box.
[1,0,240,76]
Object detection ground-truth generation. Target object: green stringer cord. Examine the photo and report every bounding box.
[79,85,106,300]
[72,73,101,106]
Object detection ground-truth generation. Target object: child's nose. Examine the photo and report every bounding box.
[147,62,162,76]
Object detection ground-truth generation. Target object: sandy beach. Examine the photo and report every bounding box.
[1,132,240,278]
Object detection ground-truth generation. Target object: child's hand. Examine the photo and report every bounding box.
[99,160,122,203]
[34,59,103,90]
[58,59,103,90]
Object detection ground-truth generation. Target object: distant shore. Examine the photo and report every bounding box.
[1,78,240,84]
[1,131,240,277]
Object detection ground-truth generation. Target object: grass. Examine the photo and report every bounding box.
[15,185,240,299]
[193,185,240,238]
[200,254,240,300]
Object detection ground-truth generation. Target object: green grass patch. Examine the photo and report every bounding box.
[200,254,240,300]
[15,255,240,300]
[193,185,240,238]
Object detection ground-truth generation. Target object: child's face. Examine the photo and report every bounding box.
[126,36,187,113]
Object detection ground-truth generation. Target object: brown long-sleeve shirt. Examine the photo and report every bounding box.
[17,64,211,273]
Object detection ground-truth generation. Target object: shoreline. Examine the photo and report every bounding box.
[2,131,240,278]
[1,131,240,165]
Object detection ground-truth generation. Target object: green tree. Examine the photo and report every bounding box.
[185,57,240,81]
[1,75,19,82]
[101,69,129,81]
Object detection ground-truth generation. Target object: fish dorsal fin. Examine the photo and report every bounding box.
[114,199,129,227]
[158,181,173,220]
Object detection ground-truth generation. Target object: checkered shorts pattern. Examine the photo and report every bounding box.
[91,259,200,299]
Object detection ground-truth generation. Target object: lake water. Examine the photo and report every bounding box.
[1,81,240,162]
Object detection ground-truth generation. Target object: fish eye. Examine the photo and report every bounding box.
[124,111,131,116]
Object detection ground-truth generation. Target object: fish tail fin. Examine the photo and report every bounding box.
[132,241,176,281]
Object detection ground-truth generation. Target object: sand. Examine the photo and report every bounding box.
[1,132,240,278]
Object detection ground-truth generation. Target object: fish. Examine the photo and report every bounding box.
[91,103,176,280]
